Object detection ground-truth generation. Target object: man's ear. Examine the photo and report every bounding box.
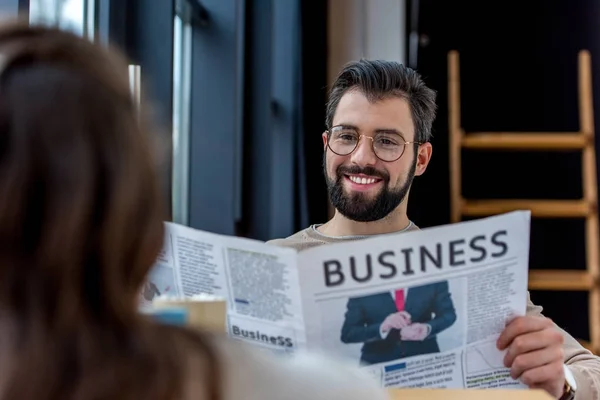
[414,142,433,176]
[322,131,328,150]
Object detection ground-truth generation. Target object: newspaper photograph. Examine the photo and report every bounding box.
[297,210,531,390]
[142,210,532,390]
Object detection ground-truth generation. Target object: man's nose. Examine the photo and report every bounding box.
[350,136,378,166]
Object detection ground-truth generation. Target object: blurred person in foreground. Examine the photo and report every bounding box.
[0,21,387,400]
[268,59,600,399]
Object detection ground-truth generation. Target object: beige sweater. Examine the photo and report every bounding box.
[267,223,600,399]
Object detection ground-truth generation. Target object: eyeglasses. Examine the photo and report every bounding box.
[326,126,422,162]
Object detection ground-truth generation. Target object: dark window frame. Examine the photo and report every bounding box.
[86,0,318,240]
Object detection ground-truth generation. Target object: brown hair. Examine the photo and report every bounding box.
[326,59,438,143]
[0,20,219,399]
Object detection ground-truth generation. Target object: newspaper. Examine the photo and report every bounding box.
[143,210,531,390]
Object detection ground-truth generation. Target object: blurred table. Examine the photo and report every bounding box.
[388,389,553,399]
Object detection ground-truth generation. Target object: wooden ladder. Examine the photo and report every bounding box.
[448,50,600,354]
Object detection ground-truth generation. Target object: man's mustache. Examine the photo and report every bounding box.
[336,165,389,182]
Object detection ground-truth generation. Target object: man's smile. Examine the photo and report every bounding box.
[343,174,383,191]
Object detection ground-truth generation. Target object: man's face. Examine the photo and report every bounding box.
[322,90,430,222]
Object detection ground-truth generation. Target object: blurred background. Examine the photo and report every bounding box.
[5,0,599,353]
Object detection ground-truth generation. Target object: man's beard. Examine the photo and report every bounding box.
[324,155,416,222]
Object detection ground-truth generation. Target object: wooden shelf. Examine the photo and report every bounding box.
[462,199,591,218]
[462,132,588,150]
[528,270,595,291]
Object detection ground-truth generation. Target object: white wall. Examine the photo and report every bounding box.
[327,0,406,86]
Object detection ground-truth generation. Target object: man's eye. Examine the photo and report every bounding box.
[377,138,398,146]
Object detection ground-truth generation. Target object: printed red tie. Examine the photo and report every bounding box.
[395,289,405,311]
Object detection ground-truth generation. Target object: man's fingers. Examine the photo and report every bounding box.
[390,313,411,328]
[400,329,415,341]
[386,312,413,330]
[395,312,410,323]
[401,324,426,341]
[517,362,564,397]
[503,329,563,367]
[399,311,412,321]
[386,319,401,329]
[507,346,564,380]
[497,316,554,350]
[520,362,563,385]
[391,320,409,329]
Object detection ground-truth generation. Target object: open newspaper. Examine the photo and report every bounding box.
[143,210,531,390]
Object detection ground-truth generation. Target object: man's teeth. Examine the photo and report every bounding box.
[349,176,377,185]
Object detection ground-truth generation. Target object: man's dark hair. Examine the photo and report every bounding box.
[325,59,437,143]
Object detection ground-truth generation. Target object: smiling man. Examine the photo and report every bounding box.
[268,59,600,399]
[320,82,428,234]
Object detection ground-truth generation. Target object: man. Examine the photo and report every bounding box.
[268,59,600,399]
[340,280,457,365]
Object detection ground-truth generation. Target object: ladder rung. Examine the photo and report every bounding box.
[462,132,588,150]
[529,270,594,291]
[462,199,591,217]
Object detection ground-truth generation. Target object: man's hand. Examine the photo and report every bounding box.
[381,311,411,333]
[400,323,429,341]
[497,316,565,398]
